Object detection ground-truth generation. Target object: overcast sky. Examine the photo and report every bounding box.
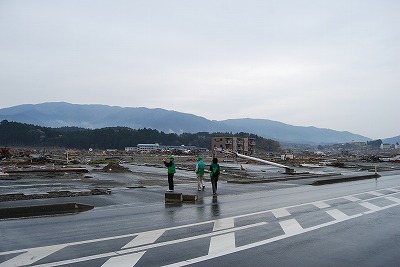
[0,0,399,139]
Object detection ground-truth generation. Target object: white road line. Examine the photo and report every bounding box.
[385,196,400,204]
[122,230,165,249]
[343,196,360,202]
[360,202,381,212]
[30,222,267,267]
[213,218,234,231]
[209,233,236,255]
[0,218,221,257]
[5,186,400,267]
[4,187,398,259]
[272,208,290,218]
[368,191,384,197]
[162,214,363,267]
[326,209,349,220]
[381,188,399,194]
[386,188,400,193]
[101,252,145,267]
[0,245,66,267]
[279,219,303,235]
[313,201,331,209]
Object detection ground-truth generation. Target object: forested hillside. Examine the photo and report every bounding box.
[0,120,282,152]
[0,102,372,144]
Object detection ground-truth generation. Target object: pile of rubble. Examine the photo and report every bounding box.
[102,163,131,173]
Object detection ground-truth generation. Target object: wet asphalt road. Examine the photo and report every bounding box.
[1,171,400,266]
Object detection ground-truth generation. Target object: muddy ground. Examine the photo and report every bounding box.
[1,154,399,202]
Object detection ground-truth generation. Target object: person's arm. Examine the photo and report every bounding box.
[195,163,198,173]
[164,160,172,167]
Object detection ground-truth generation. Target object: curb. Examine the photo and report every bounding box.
[0,203,94,219]
[226,172,339,184]
[310,173,381,186]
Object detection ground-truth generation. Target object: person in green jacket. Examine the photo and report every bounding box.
[163,155,176,192]
[195,155,206,191]
[209,157,220,195]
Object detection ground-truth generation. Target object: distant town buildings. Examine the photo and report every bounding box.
[281,154,294,160]
[380,143,400,150]
[380,143,392,150]
[211,137,255,155]
[125,143,206,153]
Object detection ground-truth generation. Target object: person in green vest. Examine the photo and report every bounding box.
[163,155,176,192]
[195,155,206,191]
[209,157,220,195]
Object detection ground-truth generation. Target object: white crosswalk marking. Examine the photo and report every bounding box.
[272,208,290,218]
[313,201,331,209]
[101,252,145,267]
[213,218,234,231]
[385,196,400,203]
[122,230,165,249]
[0,245,66,267]
[209,233,236,255]
[343,196,360,202]
[360,202,381,212]
[26,223,267,267]
[279,219,303,235]
[209,218,236,255]
[326,209,349,220]
[368,191,384,197]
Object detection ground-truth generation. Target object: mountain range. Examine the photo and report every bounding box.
[0,102,396,145]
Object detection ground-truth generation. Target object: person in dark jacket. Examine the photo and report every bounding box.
[163,155,176,191]
[209,157,220,195]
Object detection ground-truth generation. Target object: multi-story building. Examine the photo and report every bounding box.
[380,143,392,150]
[136,143,160,153]
[211,137,255,155]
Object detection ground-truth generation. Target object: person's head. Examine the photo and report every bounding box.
[212,157,218,164]
[169,155,174,161]
[198,155,203,161]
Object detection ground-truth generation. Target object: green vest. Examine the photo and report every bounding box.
[210,163,220,177]
[167,162,176,174]
[197,161,205,175]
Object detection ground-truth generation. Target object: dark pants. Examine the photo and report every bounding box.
[168,173,174,190]
[211,176,218,194]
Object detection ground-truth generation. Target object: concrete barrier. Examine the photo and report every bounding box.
[0,203,94,219]
[182,194,198,202]
[165,192,183,203]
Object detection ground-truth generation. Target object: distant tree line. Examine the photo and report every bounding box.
[0,120,282,152]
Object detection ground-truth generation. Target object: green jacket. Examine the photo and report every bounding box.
[164,161,176,174]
